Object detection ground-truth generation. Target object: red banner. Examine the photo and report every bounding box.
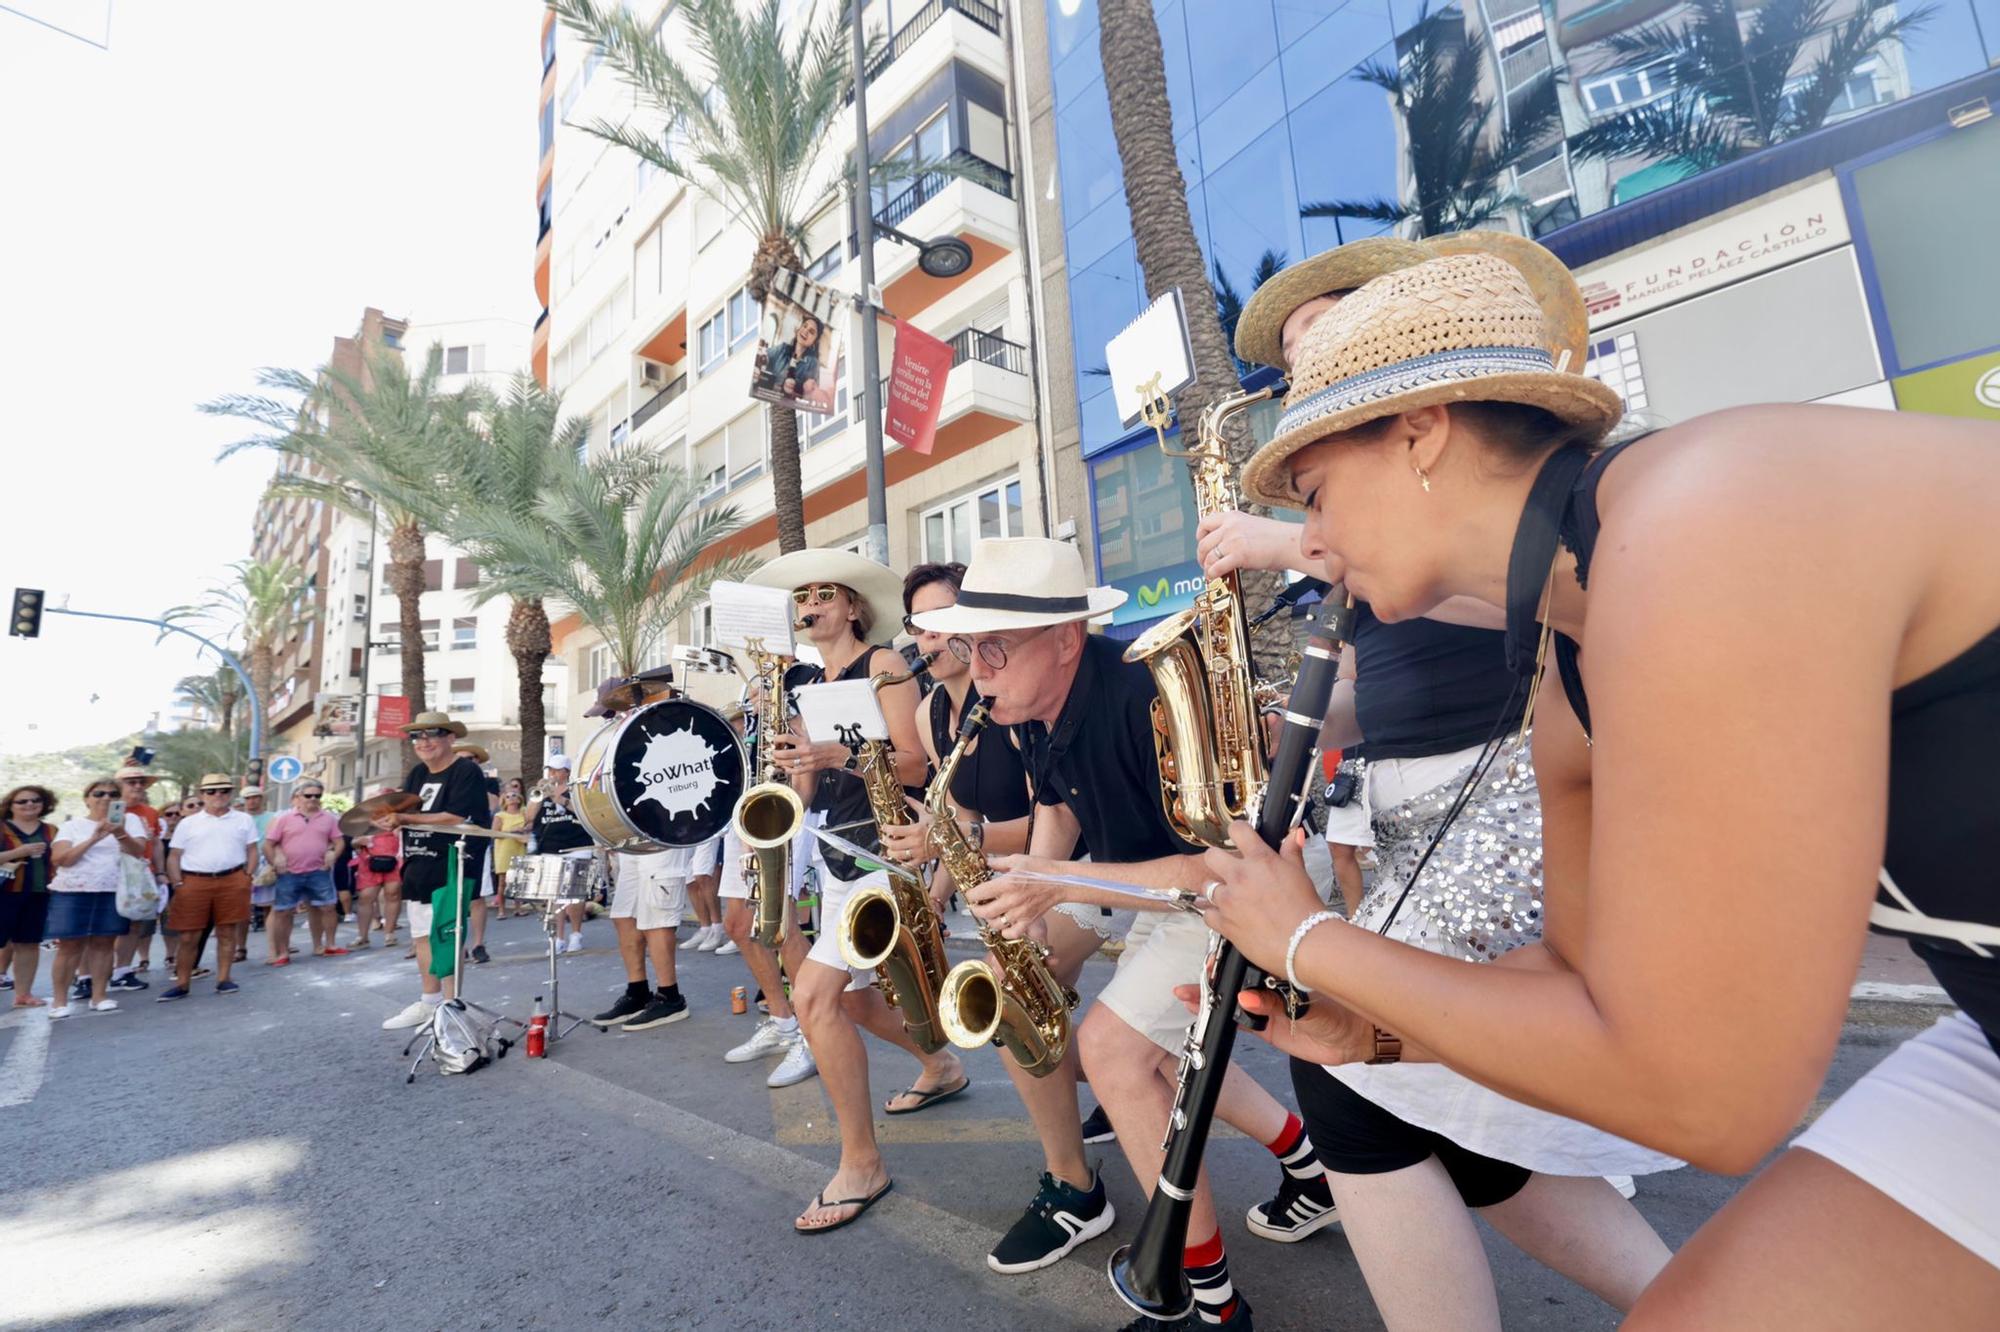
[883,320,955,456]
[373,695,411,738]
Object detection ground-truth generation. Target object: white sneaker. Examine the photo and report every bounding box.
[47,1004,73,1020]
[697,924,725,952]
[678,928,704,951]
[1607,1174,1637,1199]
[714,937,740,956]
[382,999,433,1030]
[725,1018,794,1063]
[89,999,119,1013]
[565,935,585,954]
[766,1035,818,1087]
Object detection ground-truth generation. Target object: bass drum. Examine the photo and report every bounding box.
[575,698,746,853]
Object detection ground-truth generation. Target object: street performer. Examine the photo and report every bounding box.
[917,538,1329,1323]
[377,711,489,1032]
[746,548,968,1235]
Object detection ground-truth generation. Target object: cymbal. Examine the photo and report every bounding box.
[426,822,513,840]
[338,791,421,838]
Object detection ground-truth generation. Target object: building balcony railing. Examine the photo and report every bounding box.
[876,149,1013,231]
[632,372,688,431]
[850,0,1002,100]
[947,327,1027,375]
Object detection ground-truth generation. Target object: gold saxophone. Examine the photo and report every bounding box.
[835,653,951,1053]
[1122,385,1280,849]
[933,703,1079,1077]
[732,639,804,948]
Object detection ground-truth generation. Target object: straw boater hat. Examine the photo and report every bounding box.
[113,765,158,786]
[748,548,904,644]
[452,741,491,764]
[1239,254,1624,510]
[910,538,1126,635]
[198,773,236,791]
[1234,232,1589,372]
[398,710,468,738]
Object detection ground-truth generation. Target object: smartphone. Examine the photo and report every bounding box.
[107,798,128,823]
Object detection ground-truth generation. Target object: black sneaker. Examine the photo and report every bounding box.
[109,974,149,992]
[593,991,650,1027]
[987,1169,1115,1274]
[622,990,688,1031]
[1116,1296,1253,1331]
[1246,1169,1339,1243]
[470,945,490,965]
[72,978,91,1001]
[1082,1103,1116,1144]
[155,986,190,1002]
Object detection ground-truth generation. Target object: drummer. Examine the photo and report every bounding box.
[453,741,499,964]
[524,753,597,953]
[587,666,724,1032]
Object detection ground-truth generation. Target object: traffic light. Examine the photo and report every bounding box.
[9,588,42,639]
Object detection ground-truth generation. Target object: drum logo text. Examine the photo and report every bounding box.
[634,725,725,819]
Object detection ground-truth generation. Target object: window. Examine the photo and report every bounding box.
[725,412,766,489]
[806,243,842,282]
[697,310,727,371]
[443,345,485,376]
[454,559,480,589]
[586,643,616,689]
[450,678,476,712]
[419,619,440,652]
[727,286,759,349]
[376,622,400,653]
[873,110,953,214]
[352,594,366,623]
[422,558,443,592]
[453,616,478,650]
[1580,58,1676,116]
[921,476,1025,563]
[803,376,850,445]
[377,681,402,697]
[692,431,727,497]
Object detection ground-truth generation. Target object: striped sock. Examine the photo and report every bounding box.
[1265,1112,1320,1180]
[1184,1229,1238,1325]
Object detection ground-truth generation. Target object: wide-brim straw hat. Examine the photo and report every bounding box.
[1240,254,1625,510]
[453,741,491,764]
[748,548,905,646]
[197,773,236,791]
[1234,237,1431,370]
[113,766,158,785]
[399,710,469,738]
[910,538,1126,634]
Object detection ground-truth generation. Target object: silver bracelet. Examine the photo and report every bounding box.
[1285,910,1342,997]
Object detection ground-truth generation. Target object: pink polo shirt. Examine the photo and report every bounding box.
[266,809,341,872]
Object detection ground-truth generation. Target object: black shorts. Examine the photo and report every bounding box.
[0,890,51,946]
[1290,1057,1531,1208]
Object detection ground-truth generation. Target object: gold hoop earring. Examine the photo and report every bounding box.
[1414,466,1432,493]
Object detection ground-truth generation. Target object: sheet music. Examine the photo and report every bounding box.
[793,678,887,748]
[1106,289,1196,429]
[708,581,796,656]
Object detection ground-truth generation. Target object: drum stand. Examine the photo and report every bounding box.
[403,845,528,1082]
[537,893,598,1043]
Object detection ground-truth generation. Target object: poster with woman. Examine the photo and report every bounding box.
[749,266,844,416]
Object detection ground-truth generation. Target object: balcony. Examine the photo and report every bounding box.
[632,372,687,431]
[871,152,1020,321]
[947,327,1027,375]
[876,149,1013,231]
[850,0,1003,102]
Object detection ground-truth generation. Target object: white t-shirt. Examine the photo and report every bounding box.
[51,814,149,894]
[169,809,261,873]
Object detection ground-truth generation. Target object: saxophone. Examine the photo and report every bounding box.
[1122,385,1279,849]
[933,703,1079,1077]
[835,653,951,1053]
[732,639,804,948]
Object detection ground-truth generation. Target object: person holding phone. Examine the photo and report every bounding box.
[47,778,151,1017]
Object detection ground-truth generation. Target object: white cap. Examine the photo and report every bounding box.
[546,754,572,771]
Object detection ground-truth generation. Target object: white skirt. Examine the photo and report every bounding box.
[1329,737,1684,1177]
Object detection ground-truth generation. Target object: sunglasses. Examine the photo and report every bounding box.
[945,625,1051,671]
[201,788,233,795]
[11,797,44,806]
[791,585,841,606]
[408,728,453,739]
[87,789,117,798]
[298,792,324,800]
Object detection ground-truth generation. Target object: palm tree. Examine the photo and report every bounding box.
[1213,250,1289,379]
[1566,0,1933,174]
[457,453,755,684]
[144,726,245,802]
[172,668,245,743]
[440,375,591,783]
[1096,0,1292,670]
[1300,7,1563,237]
[203,343,479,763]
[162,558,304,740]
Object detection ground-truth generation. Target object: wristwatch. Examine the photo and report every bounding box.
[966,819,985,853]
[1368,1027,1403,1065]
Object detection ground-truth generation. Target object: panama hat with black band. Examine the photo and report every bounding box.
[909,537,1127,636]
[1239,253,1624,511]
[748,547,905,644]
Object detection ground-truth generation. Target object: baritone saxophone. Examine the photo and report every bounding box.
[835,653,951,1053]
[933,703,1079,1077]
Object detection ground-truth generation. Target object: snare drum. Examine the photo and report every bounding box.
[575,698,745,854]
[505,854,596,903]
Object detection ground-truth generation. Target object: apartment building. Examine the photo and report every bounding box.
[538,0,1074,720]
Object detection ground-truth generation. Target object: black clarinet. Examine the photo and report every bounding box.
[1108,594,1355,1321]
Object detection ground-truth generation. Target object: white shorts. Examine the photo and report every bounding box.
[610,861,686,931]
[803,857,880,994]
[1795,1011,2000,1268]
[1321,768,1373,848]
[1095,910,1211,1055]
[407,899,434,938]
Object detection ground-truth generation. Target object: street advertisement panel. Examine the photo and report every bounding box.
[749,267,843,416]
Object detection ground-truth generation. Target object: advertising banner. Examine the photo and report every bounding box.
[373,695,411,738]
[884,320,955,456]
[750,267,844,417]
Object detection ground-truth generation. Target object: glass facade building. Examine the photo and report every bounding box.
[1044,0,2000,630]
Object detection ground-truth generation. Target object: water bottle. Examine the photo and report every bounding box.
[526,995,549,1058]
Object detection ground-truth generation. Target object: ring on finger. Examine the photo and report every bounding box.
[1203,879,1225,906]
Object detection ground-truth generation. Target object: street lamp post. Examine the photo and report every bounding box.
[850,0,889,567]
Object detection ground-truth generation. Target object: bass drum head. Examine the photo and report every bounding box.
[606,699,746,848]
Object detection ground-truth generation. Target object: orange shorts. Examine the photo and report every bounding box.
[168,870,251,932]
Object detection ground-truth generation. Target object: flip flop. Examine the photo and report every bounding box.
[883,1074,970,1115]
[794,1179,893,1235]
[13,996,47,1008]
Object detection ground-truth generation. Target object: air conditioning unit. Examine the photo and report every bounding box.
[641,359,671,388]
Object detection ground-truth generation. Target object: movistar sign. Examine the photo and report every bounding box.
[1110,560,1203,625]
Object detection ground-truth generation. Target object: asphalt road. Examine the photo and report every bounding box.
[1,912,1947,1332]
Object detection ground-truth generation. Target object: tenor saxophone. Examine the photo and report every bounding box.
[835,653,951,1053]
[732,640,803,948]
[1122,385,1281,849]
[933,703,1079,1078]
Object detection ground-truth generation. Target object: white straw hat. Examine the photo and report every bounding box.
[909,538,1126,634]
[748,548,905,644]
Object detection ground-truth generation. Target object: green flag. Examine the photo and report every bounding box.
[428,843,465,980]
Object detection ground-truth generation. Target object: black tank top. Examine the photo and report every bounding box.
[926,685,1032,822]
[1558,440,2000,1050]
[531,791,593,854]
[1351,605,1524,760]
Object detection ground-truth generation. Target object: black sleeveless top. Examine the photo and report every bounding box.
[926,685,1032,822]
[1558,441,2000,1051]
[1351,605,1524,761]
[530,790,593,854]
[793,646,890,883]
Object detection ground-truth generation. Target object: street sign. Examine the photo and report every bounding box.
[267,756,303,784]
